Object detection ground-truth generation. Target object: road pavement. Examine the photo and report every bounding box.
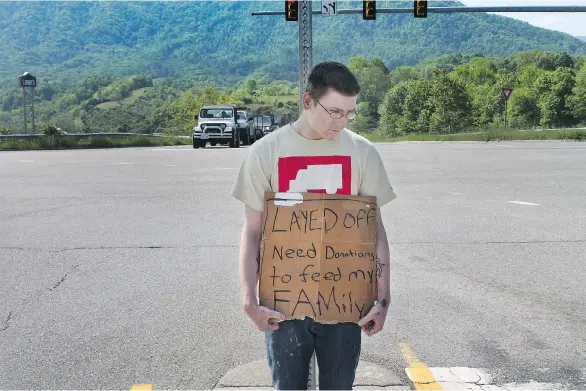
[0,140,585,389]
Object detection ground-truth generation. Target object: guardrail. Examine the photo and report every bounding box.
[0,133,190,141]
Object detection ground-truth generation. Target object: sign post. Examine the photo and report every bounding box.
[502,87,513,129]
[18,72,37,134]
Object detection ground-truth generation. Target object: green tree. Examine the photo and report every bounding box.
[346,56,390,130]
[507,87,540,128]
[378,81,412,136]
[243,77,258,97]
[428,70,473,134]
[535,67,576,127]
[469,84,502,127]
[567,63,586,123]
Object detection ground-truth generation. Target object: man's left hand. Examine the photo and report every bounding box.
[357,299,389,337]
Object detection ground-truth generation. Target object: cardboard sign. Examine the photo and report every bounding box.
[258,192,379,324]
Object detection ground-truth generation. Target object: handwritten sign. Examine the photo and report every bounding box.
[259,192,378,323]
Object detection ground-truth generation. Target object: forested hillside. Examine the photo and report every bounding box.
[1,51,584,137]
[1,1,585,88]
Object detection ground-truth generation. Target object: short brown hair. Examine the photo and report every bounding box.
[305,62,361,101]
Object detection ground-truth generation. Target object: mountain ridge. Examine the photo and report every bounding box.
[1,1,585,88]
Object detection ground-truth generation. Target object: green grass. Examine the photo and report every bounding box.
[95,87,151,109]
[360,128,586,142]
[0,135,191,151]
[248,94,296,109]
[121,87,150,105]
[268,94,296,103]
[96,101,122,109]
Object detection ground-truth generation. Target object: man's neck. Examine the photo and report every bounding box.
[292,115,322,140]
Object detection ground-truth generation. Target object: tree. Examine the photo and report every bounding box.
[469,84,502,127]
[388,66,419,88]
[428,70,473,134]
[346,56,390,130]
[535,67,576,128]
[567,63,586,124]
[507,87,540,128]
[378,81,412,136]
[452,57,496,87]
[243,77,258,97]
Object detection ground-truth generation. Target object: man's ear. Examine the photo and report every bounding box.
[302,93,312,110]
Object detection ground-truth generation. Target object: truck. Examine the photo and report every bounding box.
[192,105,255,148]
[236,110,261,145]
[253,115,278,136]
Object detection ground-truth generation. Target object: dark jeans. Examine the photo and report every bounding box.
[265,317,361,390]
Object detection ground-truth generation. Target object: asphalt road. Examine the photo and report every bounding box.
[0,140,585,389]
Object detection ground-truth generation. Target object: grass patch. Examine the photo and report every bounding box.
[95,88,151,109]
[0,135,191,151]
[96,101,122,109]
[360,128,586,142]
[121,87,150,105]
[266,94,296,103]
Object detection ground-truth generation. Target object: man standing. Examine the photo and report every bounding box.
[231,62,397,390]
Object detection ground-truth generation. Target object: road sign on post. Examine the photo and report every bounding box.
[18,72,37,134]
[322,0,337,16]
[414,0,428,17]
[502,87,513,129]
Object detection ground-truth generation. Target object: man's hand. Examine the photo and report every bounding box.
[357,299,389,337]
[244,304,286,332]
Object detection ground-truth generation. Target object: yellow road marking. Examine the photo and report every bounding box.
[400,342,443,390]
[130,384,152,390]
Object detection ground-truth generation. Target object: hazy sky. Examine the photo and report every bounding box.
[459,0,586,37]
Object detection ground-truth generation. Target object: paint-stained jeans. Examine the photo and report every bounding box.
[265,317,361,390]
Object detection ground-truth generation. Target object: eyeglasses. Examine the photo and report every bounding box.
[315,100,356,120]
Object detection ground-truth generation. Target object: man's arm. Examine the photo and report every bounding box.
[238,205,286,331]
[239,205,263,310]
[375,208,391,308]
[358,208,391,336]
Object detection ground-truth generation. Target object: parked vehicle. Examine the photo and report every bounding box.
[236,110,260,145]
[192,105,241,148]
[253,115,278,136]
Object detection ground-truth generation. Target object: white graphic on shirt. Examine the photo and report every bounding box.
[288,164,343,194]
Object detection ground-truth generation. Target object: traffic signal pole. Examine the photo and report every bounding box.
[299,0,312,118]
[252,5,586,16]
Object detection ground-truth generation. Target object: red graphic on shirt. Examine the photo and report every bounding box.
[278,155,352,194]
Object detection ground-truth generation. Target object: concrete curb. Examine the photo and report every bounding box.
[214,359,409,390]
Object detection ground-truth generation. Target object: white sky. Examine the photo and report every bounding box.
[459,0,586,36]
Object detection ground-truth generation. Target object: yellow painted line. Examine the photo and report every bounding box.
[130,384,152,390]
[400,342,443,390]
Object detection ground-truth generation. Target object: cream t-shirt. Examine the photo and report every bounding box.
[231,124,397,211]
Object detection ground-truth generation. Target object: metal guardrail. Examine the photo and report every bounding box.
[0,133,189,141]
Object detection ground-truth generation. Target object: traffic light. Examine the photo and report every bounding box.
[363,0,376,20]
[414,0,428,18]
[285,0,298,21]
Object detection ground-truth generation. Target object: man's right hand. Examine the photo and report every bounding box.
[244,304,286,332]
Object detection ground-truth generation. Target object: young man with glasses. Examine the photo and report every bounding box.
[231,61,396,390]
